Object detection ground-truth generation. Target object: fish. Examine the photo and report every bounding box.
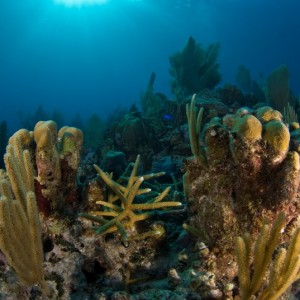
[163,114,174,121]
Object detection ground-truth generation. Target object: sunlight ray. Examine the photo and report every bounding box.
[53,0,110,7]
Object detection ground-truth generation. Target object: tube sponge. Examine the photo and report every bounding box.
[34,120,58,149]
[58,126,83,156]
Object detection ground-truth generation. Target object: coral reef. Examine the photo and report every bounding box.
[183,101,300,290]
[1,101,300,299]
[2,37,300,299]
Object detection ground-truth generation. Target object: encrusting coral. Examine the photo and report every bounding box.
[80,154,182,245]
[183,97,300,290]
[0,129,49,295]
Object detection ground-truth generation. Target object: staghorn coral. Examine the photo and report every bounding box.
[80,154,182,245]
[0,130,49,295]
[183,98,300,288]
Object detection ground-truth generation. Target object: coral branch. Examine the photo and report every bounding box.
[80,155,182,241]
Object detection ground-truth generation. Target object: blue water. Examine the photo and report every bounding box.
[0,0,299,133]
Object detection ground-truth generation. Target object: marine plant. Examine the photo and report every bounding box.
[80,154,182,245]
[169,36,221,100]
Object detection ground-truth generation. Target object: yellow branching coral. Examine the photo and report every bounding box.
[235,212,300,300]
[80,155,182,244]
[0,130,49,295]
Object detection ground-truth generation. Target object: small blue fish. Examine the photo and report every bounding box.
[163,114,174,121]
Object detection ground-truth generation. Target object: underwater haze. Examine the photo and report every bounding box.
[0,0,299,133]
